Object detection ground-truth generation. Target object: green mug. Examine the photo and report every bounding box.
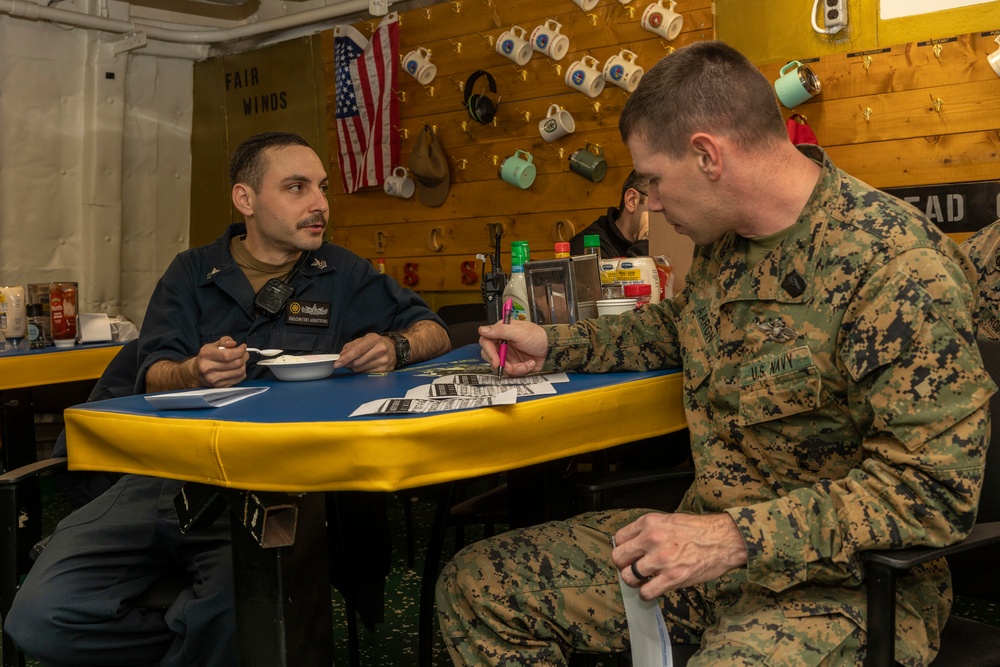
[569,144,607,182]
[774,61,821,109]
[499,149,537,189]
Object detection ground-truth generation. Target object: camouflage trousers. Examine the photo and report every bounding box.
[436,508,866,667]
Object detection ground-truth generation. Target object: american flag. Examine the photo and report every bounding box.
[333,14,400,193]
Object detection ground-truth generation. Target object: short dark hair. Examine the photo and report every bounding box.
[619,170,649,210]
[229,132,313,191]
[619,41,786,159]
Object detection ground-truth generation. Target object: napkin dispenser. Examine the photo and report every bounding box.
[524,254,601,324]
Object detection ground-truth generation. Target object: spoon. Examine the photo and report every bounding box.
[248,348,283,357]
[218,346,283,357]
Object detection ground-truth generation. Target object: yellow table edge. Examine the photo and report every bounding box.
[0,345,123,391]
[66,372,687,493]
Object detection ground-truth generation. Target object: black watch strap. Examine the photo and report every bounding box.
[384,331,411,368]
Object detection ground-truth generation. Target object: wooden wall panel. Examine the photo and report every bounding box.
[756,31,1000,190]
[321,0,714,305]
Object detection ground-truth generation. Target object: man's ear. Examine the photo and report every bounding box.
[690,133,722,181]
[623,187,642,213]
[232,183,254,217]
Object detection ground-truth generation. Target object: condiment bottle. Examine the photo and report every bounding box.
[27,303,47,349]
[502,242,532,322]
[554,242,570,259]
[623,283,652,307]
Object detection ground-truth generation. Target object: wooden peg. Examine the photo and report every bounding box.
[551,219,576,242]
[376,231,387,253]
[427,228,445,252]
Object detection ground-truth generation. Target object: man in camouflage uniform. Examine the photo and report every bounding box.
[436,41,995,667]
[961,219,1000,339]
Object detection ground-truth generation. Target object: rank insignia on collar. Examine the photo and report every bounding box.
[207,267,220,279]
[781,270,807,298]
[311,258,328,270]
[757,318,798,343]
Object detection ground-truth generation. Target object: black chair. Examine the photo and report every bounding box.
[862,337,1000,667]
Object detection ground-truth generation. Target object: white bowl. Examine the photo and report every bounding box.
[257,354,340,381]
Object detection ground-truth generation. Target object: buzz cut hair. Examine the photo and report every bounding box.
[619,41,786,159]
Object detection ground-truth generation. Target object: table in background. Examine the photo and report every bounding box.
[0,342,123,471]
[64,345,687,666]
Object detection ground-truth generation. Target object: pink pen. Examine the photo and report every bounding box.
[497,297,514,378]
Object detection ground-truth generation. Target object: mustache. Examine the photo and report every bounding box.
[297,213,327,229]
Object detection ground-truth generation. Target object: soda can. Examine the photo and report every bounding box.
[49,282,78,348]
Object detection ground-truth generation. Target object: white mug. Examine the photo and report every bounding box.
[538,104,576,143]
[530,19,571,61]
[402,47,437,85]
[565,55,606,98]
[571,0,599,9]
[496,26,533,66]
[989,35,1000,78]
[384,166,415,199]
[603,49,644,93]
[641,0,684,41]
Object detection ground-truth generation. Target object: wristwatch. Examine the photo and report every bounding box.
[384,331,411,368]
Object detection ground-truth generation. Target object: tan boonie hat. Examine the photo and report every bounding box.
[409,125,450,207]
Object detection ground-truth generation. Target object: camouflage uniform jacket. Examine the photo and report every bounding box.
[544,146,995,652]
[960,219,1000,339]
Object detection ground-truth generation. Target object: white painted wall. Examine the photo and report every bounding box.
[0,12,191,327]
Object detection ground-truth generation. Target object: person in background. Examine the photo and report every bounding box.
[6,131,450,667]
[437,41,994,667]
[569,170,655,258]
[961,218,1000,339]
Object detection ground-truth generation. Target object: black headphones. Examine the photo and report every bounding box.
[464,70,498,124]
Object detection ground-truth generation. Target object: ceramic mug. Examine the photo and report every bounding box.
[565,55,606,98]
[498,150,537,189]
[569,144,608,182]
[530,19,571,61]
[988,35,1000,78]
[496,26,533,66]
[538,104,576,143]
[603,49,645,93]
[774,60,821,109]
[571,0,600,9]
[402,47,437,85]
[384,166,415,199]
[641,0,684,41]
